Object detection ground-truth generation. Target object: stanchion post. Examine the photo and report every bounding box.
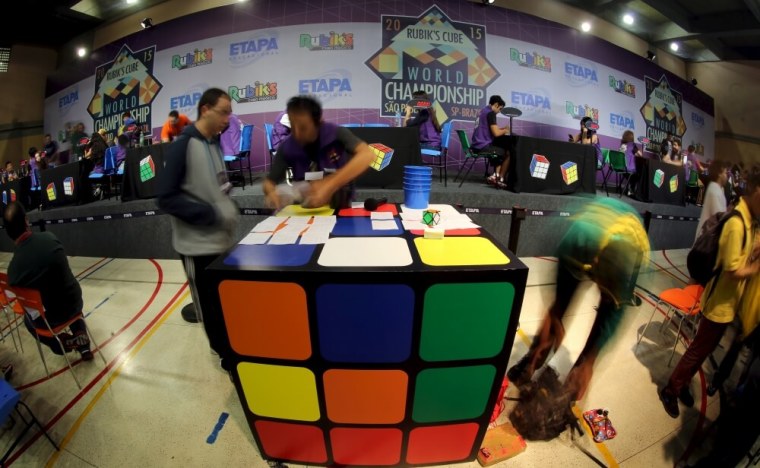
[643,210,652,233]
[508,206,527,254]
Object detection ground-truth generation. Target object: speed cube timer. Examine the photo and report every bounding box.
[560,161,578,185]
[669,175,678,193]
[653,169,665,188]
[530,154,549,179]
[139,155,156,182]
[369,143,394,171]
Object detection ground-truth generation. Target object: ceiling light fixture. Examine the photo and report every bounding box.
[140,17,153,29]
[670,42,679,52]
[126,0,137,4]
[623,14,634,25]
[76,47,87,58]
[481,0,495,4]
[646,50,656,60]
[581,21,591,32]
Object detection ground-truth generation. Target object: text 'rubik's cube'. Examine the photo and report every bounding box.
[369,143,394,171]
[530,154,550,179]
[140,155,156,182]
[560,161,578,185]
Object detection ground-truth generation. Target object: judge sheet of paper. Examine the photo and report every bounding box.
[239,232,272,245]
[268,229,301,245]
[372,220,398,230]
[371,212,393,220]
[300,227,331,244]
[252,216,283,232]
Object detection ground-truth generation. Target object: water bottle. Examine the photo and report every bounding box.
[139,132,145,146]
[395,111,401,127]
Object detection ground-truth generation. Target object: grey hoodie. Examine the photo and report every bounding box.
[157,124,240,256]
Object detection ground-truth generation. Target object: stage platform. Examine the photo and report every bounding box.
[0,178,702,259]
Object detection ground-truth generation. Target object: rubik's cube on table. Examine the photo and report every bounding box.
[369,143,394,171]
[560,161,578,185]
[530,154,549,179]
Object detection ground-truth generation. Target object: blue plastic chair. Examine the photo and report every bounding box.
[223,124,253,188]
[264,123,275,166]
[420,121,452,187]
[0,379,60,465]
[342,123,361,128]
[89,146,119,199]
[363,123,390,127]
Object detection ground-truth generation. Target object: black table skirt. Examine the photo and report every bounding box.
[121,143,169,202]
[350,127,422,189]
[634,156,686,205]
[508,136,596,195]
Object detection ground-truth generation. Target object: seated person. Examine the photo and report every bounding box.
[618,129,641,195]
[471,95,511,189]
[161,110,191,143]
[662,139,684,166]
[404,90,441,149]
[263,95,375,210]
[115,134,129,172]
[69,122,88,161]
[570,116,601,164]
[118,111,141,146]
[271,110,291,151]
[659,132,673,160]
[4,202,93,360]
[2,161,18,184]
[42,134,60,167]
[220,113,243,157]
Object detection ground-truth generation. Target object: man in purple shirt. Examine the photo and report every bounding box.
[471,95,511,189]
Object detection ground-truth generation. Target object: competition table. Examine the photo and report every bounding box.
[508,135,596,195]
[207,204,528,467]
[121,143,170,202]
[40,161,83,208]
[633,156,686,205]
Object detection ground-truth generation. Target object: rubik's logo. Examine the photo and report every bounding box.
[139,155,155,182]
[369,143,394,171]
[46,183,57,201]
[653,169,665,188]
[561,161,578,185]
[530,154,550,179]
[669,175,678,193]
[63,177,74,196]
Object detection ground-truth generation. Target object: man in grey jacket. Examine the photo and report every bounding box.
[157,88,240,371]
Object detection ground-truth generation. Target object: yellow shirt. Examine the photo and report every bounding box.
[739,269,760,337]
[701,198,757,323]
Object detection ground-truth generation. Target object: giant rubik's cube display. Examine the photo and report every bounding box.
[63,177,75,196]
[369,143,394,171]
[669,175,678,193]
[529,154,550,179]
[139,155,156,182]
[46,183,57,201]
[653,169,665,188]
[560,161,578,185]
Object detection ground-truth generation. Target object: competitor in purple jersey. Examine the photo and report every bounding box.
[471,95,511,189]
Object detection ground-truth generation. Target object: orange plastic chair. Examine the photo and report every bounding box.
[6,285,105,389]
[636,285,703,365]
[0,273,24,353]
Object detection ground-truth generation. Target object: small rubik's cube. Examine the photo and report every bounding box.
[369,143,394,171]
[422,209,440,227]
[560,161,578,185]
[46,183,57,201]
[669,175,679,193]
[9,190,15,202]
[530,154,550,179]
[139,155,156,182]
[653,169,665,188]
[63,177,74,196]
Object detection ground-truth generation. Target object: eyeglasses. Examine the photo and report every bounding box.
[207,106,232,117]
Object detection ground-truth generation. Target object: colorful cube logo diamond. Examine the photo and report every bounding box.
[530,154,549,179]
[139,155,156,182]
[369,143,394,171]
[560,161,578,185]
[63,177,74,196]
[653,169,665,188]
[46,183,57,201]
[9,189,15,202]
[669,175,678,193]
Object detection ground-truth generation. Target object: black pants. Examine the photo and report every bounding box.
[180,254,231,365]
[78,158,96,204]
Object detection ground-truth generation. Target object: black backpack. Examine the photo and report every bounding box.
[687,209,746,286]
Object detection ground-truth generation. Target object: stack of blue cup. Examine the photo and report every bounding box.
[404,165,432,209]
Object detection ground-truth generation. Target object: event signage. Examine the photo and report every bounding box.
[298,70,352,103]
[229,82,279,103]
[509,48,551,72]
[565,101,599,122]
[640,75,687,153]
[609,74,636,98]
[366,5,500,123]
[299,32,354,51]
[171,48,213,70]
[564,61,598,86]
[87,44,162,144]
[228,33,279,67]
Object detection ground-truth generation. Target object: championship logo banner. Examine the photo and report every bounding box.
[640,75,686,153]
[366,5,500,123]
[87,44,163,143]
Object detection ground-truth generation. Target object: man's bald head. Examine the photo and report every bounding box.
[4,201,28,241]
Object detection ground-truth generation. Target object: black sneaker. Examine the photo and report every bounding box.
[659,388,680,418]
[678,387,694,407]
[506,358,532,386]
[79,349,94,361]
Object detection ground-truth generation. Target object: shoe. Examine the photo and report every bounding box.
[706,383,719,397]
[64,331,90,351]
[496,180,508,190]
[58,332,77,352]
[486,174,498,185]
[79,349,94,361]
[678,387,694,407]
[181,303,200,323]
[659,388,680,418]
[506,358,532,386]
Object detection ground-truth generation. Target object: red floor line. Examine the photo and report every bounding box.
[18,258,164,390]
[73,257,109,279]
[661,249,691,282]
[7,280,189,466]
[649,258,689,285]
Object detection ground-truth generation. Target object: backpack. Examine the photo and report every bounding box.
[687,209,747,286]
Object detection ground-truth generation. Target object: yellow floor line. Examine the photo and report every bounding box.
[45,290,190,467]
[516,324,619,467]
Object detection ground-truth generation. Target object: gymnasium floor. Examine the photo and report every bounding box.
[0,249,752,467]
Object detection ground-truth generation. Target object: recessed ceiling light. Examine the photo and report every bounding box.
[76,47,87,58]
[623,14,634,25]
[581,22,591,32]
[126,0,137,4]
[670,42,679,52]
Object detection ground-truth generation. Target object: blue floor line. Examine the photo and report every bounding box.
[206,412,230,444]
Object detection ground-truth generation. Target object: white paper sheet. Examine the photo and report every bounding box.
[251,216,283,232]
[239,232,273,245]
[372,220,398,230]
[370,212,393,220]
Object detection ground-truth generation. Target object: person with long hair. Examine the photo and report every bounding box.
[570,116,601,165]
[403,90,441,149]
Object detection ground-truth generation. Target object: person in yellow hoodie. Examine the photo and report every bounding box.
[659,167,760,418]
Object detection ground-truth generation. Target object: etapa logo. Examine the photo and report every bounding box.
[565,101,599,122]
[171,48,212,70]
[228,33,279,68]
[510,89,551,117]
[169,85,209,117]
[691,112,705,129]
[609,75,636,98]
[299,32,354,51]
[298,70,352,103]
[564,61,599,87]
[609,111,636,134]
[509,48,551,72]
[58,86,79,115]
[228,81,278,104]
